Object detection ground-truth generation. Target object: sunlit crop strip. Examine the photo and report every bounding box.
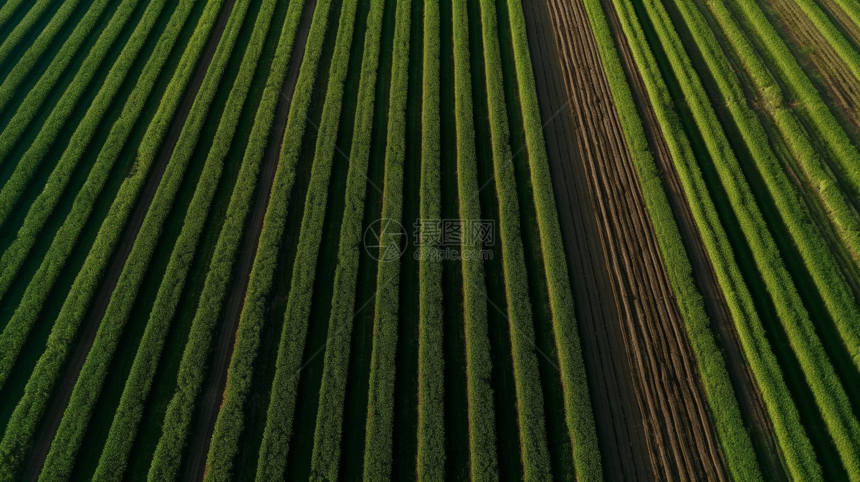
[362,0,410,478]
[0,0,27,33]
[417,0,445,478]
[145,1,309,478]
[476,0,552,477]
[306,0,385,478]
[791,0,860,84]
[0,0,114,160]
[251,0,360,479]
[503,0,603,477]
[604,0,822,478]
[0,0,227,476]
[0,0,54,64]
[452,0,496,477]
[197,0,334,478]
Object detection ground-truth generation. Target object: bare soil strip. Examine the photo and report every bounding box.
[524,0,729,478]
[19,0,238,479]
[603,0,788,479]
[178,0,319,480]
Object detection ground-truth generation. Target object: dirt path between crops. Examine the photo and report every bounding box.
[20,0,237,479]
[602,0,789,479]
[523,0,730,479]
[181,0,318,480]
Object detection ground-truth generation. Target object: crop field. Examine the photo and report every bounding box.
[2,0,860,479]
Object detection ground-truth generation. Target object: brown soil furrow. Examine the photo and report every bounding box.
[179,0,318,479]
[604,0,788,478]
[19,0,238,479]
[521,0,654,478]
[820,0,860,46]
[536,0,730,478]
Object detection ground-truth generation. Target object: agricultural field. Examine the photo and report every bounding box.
[2,0,860,478]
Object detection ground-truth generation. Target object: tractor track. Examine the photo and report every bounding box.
[523,0,729,478]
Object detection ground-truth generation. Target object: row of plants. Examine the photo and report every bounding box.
[639,0,860,477]
[830,0,860,33]
[728,0,860,202]
[791,0,860,85]
[0,0,89,115]
[702,0,860,272]
[362,0,410,478]
[0,0,211,390]
[42,2,273,478]
[0,0,54,64]
[503,0,604,478]
[0,0,227,476]
[576,0,761,479]
[196,0,335,478]
[476,0,552,478]
[144,0,309,478]
[0,0,166,287]
[252,0,360,478]
[0,0,116,160]
[452,0,496,477]
[605,0,824,478]
[33,0,253,478]
[305,0,385,478]
[416,0,446,479]
[0,0,27,34]
[673,0,860,380]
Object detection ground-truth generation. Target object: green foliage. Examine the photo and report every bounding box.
[476,0,552,478]
[87,1,281,479]
[144,0,308,478]
[0,0,113,161]
[829,0,860,33]
[361,0,410,478]
[194,0,335,478]
[0,0,227,477]
[0,0,88,116]
[417,0,445,479]
[305,0,385,479]
[503,0,602,478]
[451,0,496,478]
[0,0,171,300]
[0,0,53,64]
[251,0,360,479]
[792,0,860,85]
[635,0,860,477]
[729,0,860,204]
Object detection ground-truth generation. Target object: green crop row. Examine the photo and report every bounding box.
[0,0,169,299]
[416,0,445,479]
[608,0,825,478]
[0,0,87,115]
[452,0,496,478]
[792,0,860,85]
[34,0,252,478]
[637,0,860,476]
[0,0,114,161]
[0,0,54,64]
[0,0,218,391]
[701,0,860,270]
[830,0,860,33]
[196,0,334,478]
[305,0,385,479]
[0,0,226,476]
[144,1,308,479]
[675,0,860,377]
[476,0,552,478]
[0,0,27,33]
[362,0,410,478]
[728,0,860,202]
[503,0,603,478]
[578,0,760,479]
[0,0,164,228]
[252,0,359,479]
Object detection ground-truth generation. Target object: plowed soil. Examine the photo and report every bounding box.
[20,0,237,478]
[521,0,728,479]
